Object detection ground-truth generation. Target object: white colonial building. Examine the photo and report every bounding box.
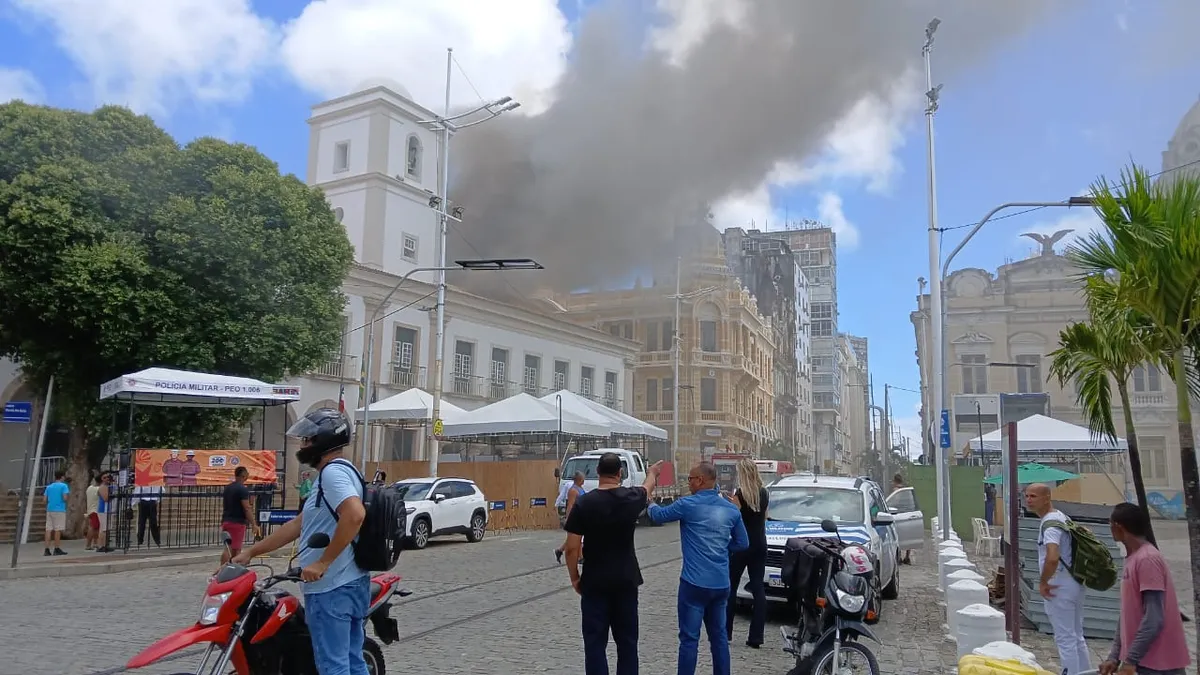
[0,80,638,496]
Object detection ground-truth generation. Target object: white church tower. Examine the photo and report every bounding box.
[306,78,445,284]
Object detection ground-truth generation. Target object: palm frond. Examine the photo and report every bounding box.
[1048,322,1122,443]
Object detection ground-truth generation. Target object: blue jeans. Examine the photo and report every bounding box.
[306,575,370,675]
[677,579,730,675]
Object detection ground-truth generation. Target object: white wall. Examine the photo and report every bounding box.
[386,117,436,190]
[325,187,366,263]
[383,190,439,279]
[313,114,371,185]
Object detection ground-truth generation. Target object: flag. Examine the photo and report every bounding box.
[338,383,346,414]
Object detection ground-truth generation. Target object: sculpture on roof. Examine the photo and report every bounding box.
[1020,230,1074,257]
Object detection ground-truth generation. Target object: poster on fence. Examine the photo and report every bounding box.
[134,449,277,486]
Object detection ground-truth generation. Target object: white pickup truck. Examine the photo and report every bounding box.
[554,449,681,523]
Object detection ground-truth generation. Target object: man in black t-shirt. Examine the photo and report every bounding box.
[220,467,261,564]
[564,452,662,675]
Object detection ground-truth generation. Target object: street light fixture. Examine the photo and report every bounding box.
[358,258,542,473]
[415,47,523,481]
[929,197,1095,541]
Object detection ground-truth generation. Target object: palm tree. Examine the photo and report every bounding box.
[1067,163,1200,649]
[1048,319,1156,545]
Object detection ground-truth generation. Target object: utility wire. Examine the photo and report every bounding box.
[935,157,1200,232]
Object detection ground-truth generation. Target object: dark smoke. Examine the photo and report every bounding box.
[448,0,1072,297]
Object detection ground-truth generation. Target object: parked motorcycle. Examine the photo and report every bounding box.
[779,519,881,675]
[127,532,411,675]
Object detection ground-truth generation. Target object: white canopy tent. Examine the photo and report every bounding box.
[99,367,301,407]
[964,414,1127,454]
[441,392,611,438]
[354,387,466,423]
[539,389,668,440]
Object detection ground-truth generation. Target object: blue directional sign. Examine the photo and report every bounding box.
[258,509,299,525]
[939,409,951,449]
[489,500,506,511]
[3,401,32,424]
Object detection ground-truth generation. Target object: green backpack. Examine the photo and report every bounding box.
[1040,519,1118,591]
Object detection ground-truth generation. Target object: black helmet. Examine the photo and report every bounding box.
[289,408,351,467]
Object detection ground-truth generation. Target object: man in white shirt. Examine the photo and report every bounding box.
[1025,482,1090,675]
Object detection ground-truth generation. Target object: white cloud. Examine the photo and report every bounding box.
[816,192,860,251]
[649,0,748,66]
[0,67,43,104]
[10,0,277,114]
[890,403,926,459]
[279,0,572,114]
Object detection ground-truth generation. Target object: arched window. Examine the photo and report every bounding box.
[406,135,422,179]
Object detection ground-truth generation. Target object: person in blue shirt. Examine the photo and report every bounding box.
[649,462,749,675]
[234,408,369,675]
[43,470,70,556]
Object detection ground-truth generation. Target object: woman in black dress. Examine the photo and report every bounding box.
[726,458,770,647]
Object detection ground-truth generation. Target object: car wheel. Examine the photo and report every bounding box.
[865,570,883,624]
[467,512,486,542]
[882,556,900,600]
[409,518,431,550]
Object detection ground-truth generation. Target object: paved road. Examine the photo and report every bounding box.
[1,524,971,674]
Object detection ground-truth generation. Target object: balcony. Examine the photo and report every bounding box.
[450,374,487,398]
[697,411,731,424]
[637,350,672,365]
[1132,393,1167,406]
[389,364,427,389]
[312,353,358,380]
[696,350,733,366]
[487,378,520,401]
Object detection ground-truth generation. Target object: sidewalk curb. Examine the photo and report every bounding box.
[0,551,214,580]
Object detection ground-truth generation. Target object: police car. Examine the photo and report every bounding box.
[736,475,914,615]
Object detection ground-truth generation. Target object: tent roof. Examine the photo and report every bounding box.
[98,367,300,407]
[983,462,1080,485]
[966,414,1126,453]
[355,388,465,423]
[441,392,610,438]
[539,389,668,440]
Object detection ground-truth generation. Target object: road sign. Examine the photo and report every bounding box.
[939,409,951,449]
[432,418,444,436]
[259,509,300,525]
[3,401,32,424]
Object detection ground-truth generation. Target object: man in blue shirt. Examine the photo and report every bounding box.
[649,462,749,675]
[43,470,69,556]
[235,409,369,675]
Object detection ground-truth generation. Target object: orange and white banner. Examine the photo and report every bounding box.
[134,449,276,486]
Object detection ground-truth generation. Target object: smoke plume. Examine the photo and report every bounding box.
[447,0,1070,296]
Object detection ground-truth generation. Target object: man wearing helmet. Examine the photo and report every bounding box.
[233,408,370,675]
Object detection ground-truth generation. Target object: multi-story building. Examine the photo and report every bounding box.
[909,95,1200,511]
[552,230,776,469]
[722,228,813,464]
[0,80,639,494]
[769,224,842,472]
[842,334,871,472]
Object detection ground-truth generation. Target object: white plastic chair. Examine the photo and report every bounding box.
[972,517,1001,557]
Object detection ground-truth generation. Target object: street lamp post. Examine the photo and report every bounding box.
[419,47,522,480]
[668,257,721,474]
[931,199,1094,538]
[358,259,542,473]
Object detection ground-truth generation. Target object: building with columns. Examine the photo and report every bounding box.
[909,94,1200,509]
[0,81,637,496]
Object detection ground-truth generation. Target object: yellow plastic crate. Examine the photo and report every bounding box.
[957,655,1056,675]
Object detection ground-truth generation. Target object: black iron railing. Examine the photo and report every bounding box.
[104,484,283,552]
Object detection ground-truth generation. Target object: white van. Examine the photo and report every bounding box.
[554,449,679,521]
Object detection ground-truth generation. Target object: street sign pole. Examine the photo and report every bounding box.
[4,401,35,569]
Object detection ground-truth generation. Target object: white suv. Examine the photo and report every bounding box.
[392,477,488,549]
[736,475,917,619]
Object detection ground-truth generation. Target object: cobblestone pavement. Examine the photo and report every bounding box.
[0,523,1025,675]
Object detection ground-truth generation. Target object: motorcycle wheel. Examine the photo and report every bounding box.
[364,637,386,675]
[810,641,880,675]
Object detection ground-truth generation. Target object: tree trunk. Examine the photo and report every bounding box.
[1169,351,1200,667]
[1117,381,1157,546]
[64,425,91,539]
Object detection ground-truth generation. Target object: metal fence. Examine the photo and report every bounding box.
[103,484,282,552]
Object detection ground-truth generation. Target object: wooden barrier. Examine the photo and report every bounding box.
[369,460,562,532]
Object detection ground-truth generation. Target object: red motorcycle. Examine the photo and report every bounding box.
[127,533,410,675]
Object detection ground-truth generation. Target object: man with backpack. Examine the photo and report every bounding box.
[1026,482,1100,675]
[235,408,404,675]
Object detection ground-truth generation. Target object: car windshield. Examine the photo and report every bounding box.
[758,471,780,485]
[561,457,627,481]
[767,486,864,524]
[392,481,433,501]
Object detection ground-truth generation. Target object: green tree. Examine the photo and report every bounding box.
[1067,163,1200,647]
[0,102,354,530]
[1047,319,1157,545]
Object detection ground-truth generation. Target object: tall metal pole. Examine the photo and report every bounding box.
[672,256,682,474]
[20,376,53,546]
[922,18,950,541]
[428,47,454,479]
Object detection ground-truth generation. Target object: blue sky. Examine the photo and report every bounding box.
[2,0,1197,446]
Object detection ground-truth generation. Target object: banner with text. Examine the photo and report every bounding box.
[134,449,277,486]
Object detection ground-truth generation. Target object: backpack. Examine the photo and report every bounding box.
[316,459,407,572]
[1040,518,1117,591]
